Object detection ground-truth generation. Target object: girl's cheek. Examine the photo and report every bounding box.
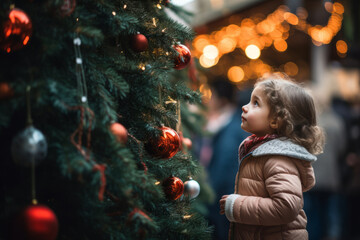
[247,115,255,123]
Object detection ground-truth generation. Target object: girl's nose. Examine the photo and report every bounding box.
[242,104,248,112]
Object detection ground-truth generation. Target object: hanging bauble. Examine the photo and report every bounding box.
[145,127,180,159]
[110,122,128,144]
[11,126,48,167]
[130,33,148,52]
[0,8,32,53]
[162,176,184,200]
[0,82,14,100]
[173,44,191,70]
[58,0,76,16]
[13,205,58,240]
[183,178,200,199]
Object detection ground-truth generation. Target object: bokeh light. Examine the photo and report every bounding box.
[336,40,348,54]
[273,39,287,52]
[284,62,299,76]
[227,66,245,83]
[199,54,218,68]
[245,45,261,59]
[203,45,219,59]
[192,2,344,81]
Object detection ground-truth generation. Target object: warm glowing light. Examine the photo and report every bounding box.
[270,29,283,39]
[241,18,255,27]
[333,2,344,14]
[259,20,276,34]
[336,40,348,54]
[199,55,218,68]
[155,181,161,185]
[138,63,146,71]
[203,45,219,59]
[245,45,261,59]
[284,62,298,76]
[320,27,333,44]
[227,66,245,83]
[252,60,271,77]
[226,24,241,37]
[112,11,116,16]
[183,214,193,219]
[218,38,236,54]
[274,39,287,52]
[250,39,265,50]
[192,3,344,72]
[296,7,308,19]
[262,36,273,47]
[157,4,162,9]
[284,12,299,25]
[193,36,211,52]
[324,2,333,13]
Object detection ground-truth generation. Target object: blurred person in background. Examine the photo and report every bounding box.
[304,87,347,240]
[198,78,249,240]
[333,95,360,240]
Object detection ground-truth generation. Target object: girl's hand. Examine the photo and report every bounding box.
[219,195,229,215]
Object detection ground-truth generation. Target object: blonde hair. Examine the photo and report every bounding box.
[255,76,325,154]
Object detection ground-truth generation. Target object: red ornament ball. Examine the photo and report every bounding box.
[0,8,32,53]
[173,44,191,70]
[0,82,14,100]
[162,176,184,200]
[130,33,148,52]
[14,205,58,240]
[145,127,180,159]
[110,122,128,144]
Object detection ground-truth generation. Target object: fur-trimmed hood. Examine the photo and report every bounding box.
[251,138,317,162]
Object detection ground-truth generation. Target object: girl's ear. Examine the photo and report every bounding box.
[270,118,279,130]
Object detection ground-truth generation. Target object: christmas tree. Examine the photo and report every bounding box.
[0,0,212,239]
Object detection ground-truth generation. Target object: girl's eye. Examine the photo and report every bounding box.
[254,100,259,106]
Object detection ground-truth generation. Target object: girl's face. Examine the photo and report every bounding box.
[241,85,276,136]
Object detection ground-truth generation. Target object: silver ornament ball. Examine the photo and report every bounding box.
[11,126,48,167]
[184,179,200,199]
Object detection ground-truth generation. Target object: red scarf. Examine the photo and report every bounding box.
[239,134,278,161]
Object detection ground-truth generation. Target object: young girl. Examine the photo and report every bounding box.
[219,77,325,240]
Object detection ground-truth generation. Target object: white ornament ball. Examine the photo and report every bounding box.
[183,179,200,199]
[11,126,48,167]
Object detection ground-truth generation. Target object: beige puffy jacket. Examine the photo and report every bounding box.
[225,138,316,240]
